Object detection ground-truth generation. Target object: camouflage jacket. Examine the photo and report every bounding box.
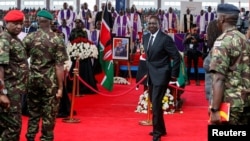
[0,31,29,112]
[23,29,68,88]
[210,27,250,111]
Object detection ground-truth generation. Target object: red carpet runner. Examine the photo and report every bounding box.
[20,80,208,141]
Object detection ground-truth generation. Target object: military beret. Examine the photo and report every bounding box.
[217,3,240,14]
[4,10,24,22]
[37,10,53,20]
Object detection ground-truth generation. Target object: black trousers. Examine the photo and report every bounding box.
[186,50,200,81]
[148,84,167,137]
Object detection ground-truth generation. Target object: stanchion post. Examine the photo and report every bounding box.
[75,57,82,97]
[127,61,132,83]
[62,68,81,123]
[139,91,152,126]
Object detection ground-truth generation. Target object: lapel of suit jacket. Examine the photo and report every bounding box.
[147,31,161,59]
[151,31,161,48]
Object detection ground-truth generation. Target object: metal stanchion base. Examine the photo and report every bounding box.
[62,118,81,123]
[139,120,152,126]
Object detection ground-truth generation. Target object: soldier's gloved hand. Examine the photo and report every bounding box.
[56,89,63,99]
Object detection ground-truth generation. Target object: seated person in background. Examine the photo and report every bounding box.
[183,24,201,86]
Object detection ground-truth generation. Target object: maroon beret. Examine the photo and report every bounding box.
[4,10,24,22]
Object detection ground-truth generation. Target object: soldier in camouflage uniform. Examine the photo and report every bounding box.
[23,10,68,141]
[209,3,250,125]
[0,10,29,141]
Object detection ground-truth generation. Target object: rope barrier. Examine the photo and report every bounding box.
[74,73,205,97]
[77,75,148,97]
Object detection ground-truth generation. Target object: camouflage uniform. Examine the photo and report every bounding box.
[210,27,250,125]
[0,32,29,141]
[23,29,68,141]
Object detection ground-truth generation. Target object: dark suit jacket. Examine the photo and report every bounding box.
[95,11,113,29]
[22,26,37,33]
[184,14,193,33]
[143,31,181,86]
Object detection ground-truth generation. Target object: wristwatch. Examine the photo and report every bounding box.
[210,107,219,113]
[0,89,7,95]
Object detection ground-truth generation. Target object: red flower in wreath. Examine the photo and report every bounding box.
[71,37,94,45]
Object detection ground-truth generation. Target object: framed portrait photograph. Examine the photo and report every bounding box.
[112,37,130,60]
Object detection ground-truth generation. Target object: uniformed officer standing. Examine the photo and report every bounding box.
[23,10,68,141]
[209,3,250,125]
[0,10,29,141]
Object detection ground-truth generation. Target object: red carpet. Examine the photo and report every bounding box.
[20,80,209,141]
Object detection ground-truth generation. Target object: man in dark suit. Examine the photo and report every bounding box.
[144,16,181,141]
[22,17,37,33]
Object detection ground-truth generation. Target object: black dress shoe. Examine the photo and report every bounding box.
[149,132,167,136]
[152,136,161,141]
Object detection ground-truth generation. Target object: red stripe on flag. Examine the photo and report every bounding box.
[100,23,112,61]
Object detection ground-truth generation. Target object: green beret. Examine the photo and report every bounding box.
[37,10,53,20]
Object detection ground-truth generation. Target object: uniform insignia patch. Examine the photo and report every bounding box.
[214,41,221,47]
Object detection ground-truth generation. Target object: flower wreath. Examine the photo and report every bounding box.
[113,76,130,85]
[135,89,176,114]
[66,37,98,60]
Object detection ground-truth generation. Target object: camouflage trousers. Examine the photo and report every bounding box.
[0,93,22,141]
[226,107,250,125]
[0,110,22,141]
[26,87,60,141]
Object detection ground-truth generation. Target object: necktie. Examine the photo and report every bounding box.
[25,28,28,33]
[147,35,154,51]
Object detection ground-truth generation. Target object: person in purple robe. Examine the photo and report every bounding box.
[196,10,206,34]
[79,2,92,30]
[58,19,71,45]
[129,5,142,42]
[57,2,73,28]
[112,9,130,37]
[163,7,178,33]
[204,6,215,33]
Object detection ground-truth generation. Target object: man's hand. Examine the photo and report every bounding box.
[0,95,10,109]
[209,111,221,125]
[56,89,63,99]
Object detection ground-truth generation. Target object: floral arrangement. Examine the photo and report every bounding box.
[114,76,130,85]
[135,89,176,114]
[67,37,98,60]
